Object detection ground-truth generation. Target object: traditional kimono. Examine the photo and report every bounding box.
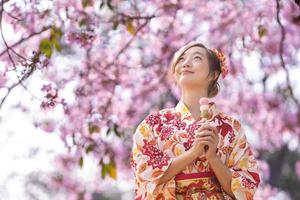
[130,100,261,200]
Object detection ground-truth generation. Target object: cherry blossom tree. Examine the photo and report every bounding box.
[1,0,300,199]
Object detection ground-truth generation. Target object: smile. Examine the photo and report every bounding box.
[181,71,194,75]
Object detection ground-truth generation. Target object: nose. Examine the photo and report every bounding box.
[182,58,191,68]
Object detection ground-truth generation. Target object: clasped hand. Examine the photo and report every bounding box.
[191,123,219,160]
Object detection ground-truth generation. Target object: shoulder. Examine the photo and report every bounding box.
[213,112,246,145]
[141,107,177,127]
[215,112,243,133]
[133,108,175,139]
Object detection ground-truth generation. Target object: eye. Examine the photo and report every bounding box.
[195,56,202,60]
[178,57,185,62]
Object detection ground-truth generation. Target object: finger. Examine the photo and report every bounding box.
[194,138,208,144]
[202,123,218,132]
[210,126,219,134]
[208,131,218,141]
[196,135,214,141]
[202,134,218,143]
[205,126,218,135]
[195,131,211,138]
[195,130,215,137]
[195,137,214,144]
[196,128,214,134]
[196,137,218,148]
[199,138,214,143]
[198,124,212,132]
[197,141,212,147]
[198,125,218,134]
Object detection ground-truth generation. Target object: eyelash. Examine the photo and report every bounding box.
[178,57,184,61]
[179,56,202,61]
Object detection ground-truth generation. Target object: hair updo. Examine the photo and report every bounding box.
[169,41,222,98]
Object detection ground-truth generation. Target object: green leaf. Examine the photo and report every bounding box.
[79,157,84,168]
[51,27,63,38]
[107,0,114,10]
[79,18,88,27]
[85,144,94,154]
[52,38,62,52]
[99,1,105,9]
[82,0,93,8]
[49,27,63,52]
[88,122,100,134]
[126,20,135,35]
[112,124,121,137]
[106,127,111,136]
[107,160,117,180]
[101,160,117,179]
[39,38,52,58]
[112,20,119,30]
[258,25,267,38]
[101,164,108,178]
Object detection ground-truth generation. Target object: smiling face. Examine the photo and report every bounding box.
[173,45,215,90]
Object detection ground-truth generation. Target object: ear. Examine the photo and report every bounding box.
[213,71,219,80]
[209,71,219,81]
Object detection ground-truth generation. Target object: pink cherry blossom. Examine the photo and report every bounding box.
[0,0,299,198]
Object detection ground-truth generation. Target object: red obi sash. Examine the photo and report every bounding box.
[175,171,216,181]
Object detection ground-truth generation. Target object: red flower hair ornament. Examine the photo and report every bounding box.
[211,48,229,79]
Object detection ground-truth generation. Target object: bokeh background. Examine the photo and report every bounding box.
[0,0,300,199]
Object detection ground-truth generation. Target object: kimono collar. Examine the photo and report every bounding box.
[174,99,221,120]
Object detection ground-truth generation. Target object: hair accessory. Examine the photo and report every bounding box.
[211,48,229,79]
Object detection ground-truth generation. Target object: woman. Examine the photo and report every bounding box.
[130,41,260,200]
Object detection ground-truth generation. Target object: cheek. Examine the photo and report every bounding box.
[194,62,209,74]
[174,65,181,75]
[173,67,180,81]
[174,72,180,82]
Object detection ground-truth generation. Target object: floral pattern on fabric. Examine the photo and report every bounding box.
[130,100,260,200]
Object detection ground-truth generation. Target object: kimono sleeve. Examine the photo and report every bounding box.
[227,121,261,200]
[130,118,174,198]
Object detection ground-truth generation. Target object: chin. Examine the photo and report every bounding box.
[178,79,199,87]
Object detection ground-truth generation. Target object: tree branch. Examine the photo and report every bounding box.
[0,1,43,109]
[276,0,300,109]
[0,26,51,57]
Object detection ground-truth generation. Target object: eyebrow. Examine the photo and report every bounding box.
[181,51,204,57]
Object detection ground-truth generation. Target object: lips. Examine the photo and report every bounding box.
[181,71,194,74]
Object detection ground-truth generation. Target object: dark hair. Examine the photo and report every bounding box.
[170,42,222,98]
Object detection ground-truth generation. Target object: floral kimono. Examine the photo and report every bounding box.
[130,100,260,200]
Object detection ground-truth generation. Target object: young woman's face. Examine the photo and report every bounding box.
[174,46,213,89]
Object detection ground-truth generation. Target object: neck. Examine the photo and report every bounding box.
[180,88,210,120]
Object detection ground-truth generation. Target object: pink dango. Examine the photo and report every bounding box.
[199,97,210,119]
[199,97,211,152]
